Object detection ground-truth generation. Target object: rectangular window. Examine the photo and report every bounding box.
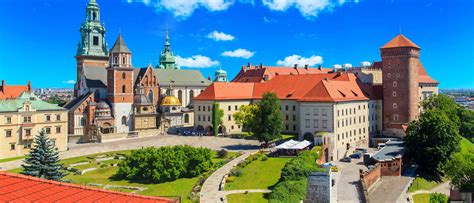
[51,139,56,146]
[45,127,51,134]
[292,105,296,111]
[208,116,211,122]
[228,115,231,121]
[322,109,327,116]
[314,119,319,128]
[198,115,201,121]
[286,115,289,121]
[208,106,211,112]
[285,105,289,111]
[293,125,296,131]
[23,116,31,123]
[285,124,289,131]
[10,143,15,150]
[93,36,99,46]
[56,126,61,133]
[305,119,310,128]
[198,106,201,111]
[6,116,12,124]
[305,108,310,115]
[56,114,61,121]
[25,129,31,136]
[314,109,318,116]
[5,130,12,138]
[46,115,51,122]
[292,115,296,121]
[322,120,327,129]
[228,106,231,111]
[235,105,238,110]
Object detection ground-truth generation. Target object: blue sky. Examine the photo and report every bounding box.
[0,0,473,89]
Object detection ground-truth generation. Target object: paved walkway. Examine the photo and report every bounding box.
[200,151,258,203]
[0,135,260,170]
[408,181,451,201]
[368,176,412,203]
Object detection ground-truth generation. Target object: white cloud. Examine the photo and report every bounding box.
[207,31,235,41]
[276,55,323,67]
[126,0,234,18]
[176,55,219,68]
[62,80,75,84]
[261,0,358,20]
[222,49,255,59]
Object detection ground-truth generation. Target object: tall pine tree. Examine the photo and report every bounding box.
[21,130,67,181]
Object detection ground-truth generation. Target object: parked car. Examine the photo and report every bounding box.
[349,152,362,159]
[355,148,368,153]
[340,157,352,163]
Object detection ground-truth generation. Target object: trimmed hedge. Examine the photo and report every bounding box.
[116,146,213,183]
[268,148,322,202]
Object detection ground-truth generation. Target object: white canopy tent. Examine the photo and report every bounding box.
[275,139,312,150]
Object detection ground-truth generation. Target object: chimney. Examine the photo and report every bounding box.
[294,64,298,69]
[304,64,309,69]
[318,64,322,70]
[1,80,4,93]
[27,80,31,92]
[247,62,251,68]
[259,63,263,69]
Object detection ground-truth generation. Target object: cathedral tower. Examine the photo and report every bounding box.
[381,34,421,137]
[157,32,180,69]
[75,0,109,96]
[107,34,134,133]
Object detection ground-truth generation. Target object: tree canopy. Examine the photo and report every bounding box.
[21,130,67,181]
[233,104,258,134]
[212,102,224,136]
[405,110,460,176]
[444,149,474,190]
[252,92,283,143]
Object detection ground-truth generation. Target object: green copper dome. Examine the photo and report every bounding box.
[157,31,179,70]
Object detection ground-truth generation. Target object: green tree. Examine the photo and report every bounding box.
[405,110,461,176]
[252,92,283,144]
[444,150,474,190]
[429,193,448,203]
[21,130,67,181]
[233,104,258,133]
[212,102,224,136]
[458,108,474,142]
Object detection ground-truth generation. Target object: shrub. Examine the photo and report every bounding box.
[262,156,268,161]
[217,149,228,158]
[100,164,108,168]
[116,146,213,183]
[230,168,243,177]
[429,193,448,203]
[226,176,236,183]
[268,180,308,202]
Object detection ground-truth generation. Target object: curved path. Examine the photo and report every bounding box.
[200,151,264,203]
[0,135,260,171]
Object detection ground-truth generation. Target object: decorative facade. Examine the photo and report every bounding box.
[66,0,210,142]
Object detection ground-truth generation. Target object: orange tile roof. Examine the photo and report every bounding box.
[381,34,420,49]
[232,65,332,83]
[0,171,178,203]
[0,81,31,99]
[418,63,439,84]
[196,73,377,102]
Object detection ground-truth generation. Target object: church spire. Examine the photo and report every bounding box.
[157,31,180,70]
[76,0,108,57]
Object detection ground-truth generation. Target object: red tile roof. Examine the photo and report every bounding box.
[0,171,178,203]
[0,80,31,99]
[381,34,420,49]
[195,73,379,102]
[232,65,332,83]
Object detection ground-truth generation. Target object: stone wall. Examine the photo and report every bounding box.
[305,170,333,203]
[380,157,402,176]
[359,163,381,189]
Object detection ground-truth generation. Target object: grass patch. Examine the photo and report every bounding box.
[225,157,292,190]
[408,175,443,192]
[459,137,474,154]
[227,192,268,203]
[413,193,430,203]
[0,156,25,163]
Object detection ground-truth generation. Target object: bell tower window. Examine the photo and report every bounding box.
[93,36,99,46]
[122,85,126,93]
[93,12,97,21]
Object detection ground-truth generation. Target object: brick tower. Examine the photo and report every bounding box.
[75,0,109,96]
[107,34,134,133]
[381,34,421,138]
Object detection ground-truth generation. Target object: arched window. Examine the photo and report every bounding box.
[122,116,127,125]
[122,85,126,93]
[122,72,126,79]
[148,90,154,103]
[189,90,194,99]
[184,114,190,123]
[178,90,183,103]
[114,56,118,64]
[122,57,126,65]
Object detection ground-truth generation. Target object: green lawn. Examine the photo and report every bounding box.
[459,137,474,154]
[0,156,25,163]
[225,157,292,190]
[413,193,430,203]
[408,176,443,192]
[227,193,269,203]
[8,149,237,203]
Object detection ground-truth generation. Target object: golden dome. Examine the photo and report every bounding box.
[161,95,181,106]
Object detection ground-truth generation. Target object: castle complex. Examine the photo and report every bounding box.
[66,0,210,143]
[195,34,438,161]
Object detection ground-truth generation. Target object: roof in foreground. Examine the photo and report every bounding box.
[0,171,178,203]
[195,73,381,102]
[0,83,30,99]
[0,91,65,112]
[373,140,404,161]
